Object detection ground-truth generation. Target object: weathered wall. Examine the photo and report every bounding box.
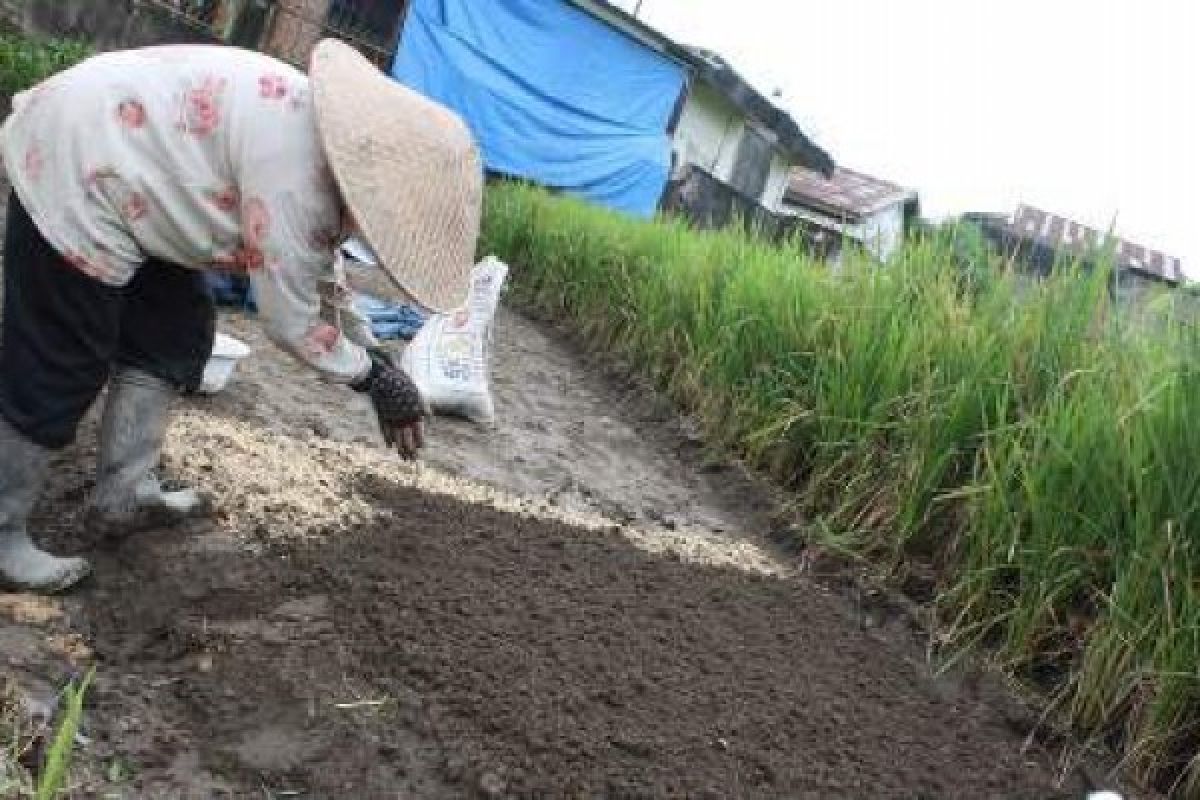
[779,201,908,263]
[662,163,792,241]
[856,204,906,263]
[673,82,794,211]
[2,0,218,50]
[672,83,741,184]
[761,150,792,213]
[263,0,332,67]
[0,0,28,30]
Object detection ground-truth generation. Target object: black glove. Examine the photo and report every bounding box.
[352,348,429,459]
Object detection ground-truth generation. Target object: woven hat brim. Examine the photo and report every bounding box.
[310,39,482,313]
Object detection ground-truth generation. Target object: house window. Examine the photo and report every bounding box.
[326,0,406,51]
[729,126,772,201]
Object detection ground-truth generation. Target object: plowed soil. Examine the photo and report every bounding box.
[68,477,1067,799]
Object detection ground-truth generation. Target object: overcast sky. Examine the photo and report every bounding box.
[609,0,1198,276]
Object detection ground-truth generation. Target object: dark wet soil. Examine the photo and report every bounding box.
[52,474,1076,799]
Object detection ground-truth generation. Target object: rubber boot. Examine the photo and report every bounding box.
[0,415,91,593]
[87,368,210,538]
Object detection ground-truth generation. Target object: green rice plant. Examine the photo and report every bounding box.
[0,668,95,799]
[480,181,1200,795]
[35,668,94,800]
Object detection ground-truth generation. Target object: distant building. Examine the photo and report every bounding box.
[781,166,919,262]
[963,205,1186,299]
[654,41,835,228]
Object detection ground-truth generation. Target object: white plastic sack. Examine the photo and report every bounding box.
[401,256,508,426]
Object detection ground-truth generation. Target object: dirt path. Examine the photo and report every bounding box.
[2,297,1122,797]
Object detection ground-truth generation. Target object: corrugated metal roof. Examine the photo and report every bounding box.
[785,166,914,222]
[1011,205,1185,284]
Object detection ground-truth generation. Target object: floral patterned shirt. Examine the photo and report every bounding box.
[0,44,372,383]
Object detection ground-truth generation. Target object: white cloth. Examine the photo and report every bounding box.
[0,44,372,383]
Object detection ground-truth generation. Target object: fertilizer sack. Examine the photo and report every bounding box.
[401,256,508,426]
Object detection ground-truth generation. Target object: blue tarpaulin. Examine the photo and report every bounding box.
[353,292,428,341]
[392,0,685,217]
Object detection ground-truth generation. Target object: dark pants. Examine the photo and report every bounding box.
[0,193,215,450]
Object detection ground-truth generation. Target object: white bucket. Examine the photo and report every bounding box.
[199,333,251,394]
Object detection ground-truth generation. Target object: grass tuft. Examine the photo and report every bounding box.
[35,668,93,800]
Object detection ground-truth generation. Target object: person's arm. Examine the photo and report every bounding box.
[225,183,366,384]
[232,174,428,457]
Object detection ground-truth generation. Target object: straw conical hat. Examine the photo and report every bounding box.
[310,38,482,313]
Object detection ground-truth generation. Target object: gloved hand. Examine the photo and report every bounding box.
[351,348,430,459]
